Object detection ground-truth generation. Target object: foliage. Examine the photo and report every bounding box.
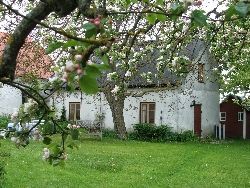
[0,115,10,129]
[59,106,67,121]
[39,121,56,135]
[102,128,118,139]
[131,123,197,142]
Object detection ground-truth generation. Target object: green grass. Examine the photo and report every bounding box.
[1,138,250,188]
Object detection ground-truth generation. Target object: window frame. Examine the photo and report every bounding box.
[238,112,244,122]
[69,102,81,121]
[198,63,205,83]
[220,112,226,122]
[140,102,156,124]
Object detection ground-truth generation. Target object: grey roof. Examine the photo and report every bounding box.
[96,39,209,88]
[181,39,208,61]
[128,39,208,88]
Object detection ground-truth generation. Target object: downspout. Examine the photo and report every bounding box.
[243,108,246,139]
[176,90,179,132]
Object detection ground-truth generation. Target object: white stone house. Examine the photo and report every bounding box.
[0,34,219,136]
[52,40,220,137]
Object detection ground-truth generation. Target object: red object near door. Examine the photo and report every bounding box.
[194,104,202,137]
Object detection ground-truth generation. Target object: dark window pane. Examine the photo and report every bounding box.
[149,103,155,110]
[69,102,81,121]
[149,110,155,123]
[140,102,155,123]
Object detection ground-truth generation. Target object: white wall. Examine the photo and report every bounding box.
[51,45,219,136]
[0,84,22,115]
[53,86,219,137]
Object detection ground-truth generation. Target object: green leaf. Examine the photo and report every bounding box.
[50,144,61,156]
[67,141,79,149]
[101,55,109,64]
[225,5,237,20]
[46,41,64,54]
[63,40,86,48]
[191,10,207,27]
[83,23,97,38]
[170,2,184,19]
[83,23,96,30]
[157,14,167,22]
[52,159,61,166]
[43,136,52,145]
[156,0,164,6]
[85,65,102,78]
[146,13,157,24]
[92,63,110,71]
[235,2,249,17]
[79,75,99,94]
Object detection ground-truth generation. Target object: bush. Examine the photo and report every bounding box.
[0,115,10,129]
[130,123,197,142]
[177,131,197,142]
[40,121,56,135]
[40,120,69,135]
[132,123,174,142]
[102,128,118,139]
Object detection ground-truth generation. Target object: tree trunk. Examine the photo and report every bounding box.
[104,89,127,139]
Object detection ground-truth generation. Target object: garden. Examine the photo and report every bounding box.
[1,134,250,188]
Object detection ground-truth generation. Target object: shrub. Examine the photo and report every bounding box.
[177,130,197,142]
[131,123,197,142]
[0,115,10,129]
[40,120,69,135]
[102,128,118,139]
[132,123,174,142]
[40,121,56,135]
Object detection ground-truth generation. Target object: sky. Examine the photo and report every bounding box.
[0,0,227,32]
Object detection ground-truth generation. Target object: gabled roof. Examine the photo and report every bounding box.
[0,32,53,79]
[127,39,210,88]
[221,94,250,111]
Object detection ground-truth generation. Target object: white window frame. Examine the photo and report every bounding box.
[198,63,205,83]
[238,112,244,122]
[140,102,155,124]
[69,102,81,121]
[220,112,226,121]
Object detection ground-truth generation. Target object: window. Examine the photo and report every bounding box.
[238,112,244,122]
[22,92,28,104]
[140,102,155,123]
[220,112,226,121]
[69,102,80,121]
[198,63,204,82]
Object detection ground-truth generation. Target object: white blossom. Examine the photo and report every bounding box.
[147,78,152,83]
[107,72,118,81]
[111,85,120,94]
[49,76,58,83]
[65,61,75,72]
[125,71,132,77]
[74,54,83,62]
[11,136,17,143]
[42,148,50,160]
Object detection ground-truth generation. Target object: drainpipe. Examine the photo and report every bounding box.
[243,108,246,140]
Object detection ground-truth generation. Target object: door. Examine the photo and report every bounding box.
[194,104,202,137]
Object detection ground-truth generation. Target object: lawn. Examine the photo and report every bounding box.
[1,137,250,188]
